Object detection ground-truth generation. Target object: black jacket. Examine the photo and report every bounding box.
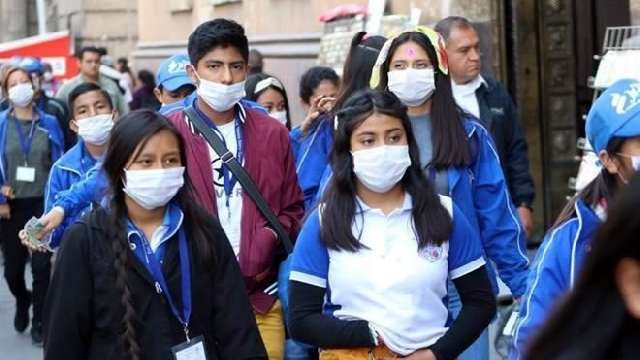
[43,208,267,360]
[476,76,535,207]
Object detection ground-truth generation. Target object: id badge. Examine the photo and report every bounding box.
[171,335,207,360]
[16,166,36,183]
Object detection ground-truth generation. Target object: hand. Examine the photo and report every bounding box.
[1,185,14,200]
[517,206,534,238]
[37,207,65,240]
[300,96,336,134]
[19,229,48,253]
[381,349,437,360]
[0,204,10,219]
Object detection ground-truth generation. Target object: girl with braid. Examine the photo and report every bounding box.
[43,109,267,360]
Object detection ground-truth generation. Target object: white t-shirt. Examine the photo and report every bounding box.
[290,194,485,355]
[209,120,243,256]
[451,75,486,118]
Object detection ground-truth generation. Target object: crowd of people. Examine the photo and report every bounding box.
[0,14,637,360]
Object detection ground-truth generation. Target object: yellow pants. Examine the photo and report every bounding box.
[255,300,285,360]
[319,346,398,360]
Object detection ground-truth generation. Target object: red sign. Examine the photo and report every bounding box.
[0,31,77,80]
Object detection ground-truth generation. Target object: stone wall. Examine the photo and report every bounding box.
[632,0,640,25]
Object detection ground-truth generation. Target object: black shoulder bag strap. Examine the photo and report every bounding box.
[183,106,293,254]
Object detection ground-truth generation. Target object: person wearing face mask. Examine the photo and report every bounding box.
[43,109,267,359]
[154,54,197,115]
[371,26,530,359]
[0,58,73,150]
[0,65,64,344]
[288,90,495,360]
[524,175,640,360]
[36,83,117,251]
[245,73,292,129]
[168,19,303,360]
[292,32,386,211]
[511,79,640,359]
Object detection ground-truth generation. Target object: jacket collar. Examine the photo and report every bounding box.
[55,140,98,175]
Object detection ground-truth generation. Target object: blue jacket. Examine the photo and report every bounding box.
[44,140,98,248]
[315,119,530,296]
[51,165,108,219]
[0,107,64,204]
[510,199,602,359]
[290,115,333,210]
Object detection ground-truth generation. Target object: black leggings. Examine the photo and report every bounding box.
[0,197,51,325]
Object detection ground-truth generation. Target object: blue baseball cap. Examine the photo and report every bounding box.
[586,79,640,154]
[18,57,44,75]
[156,54,193,92]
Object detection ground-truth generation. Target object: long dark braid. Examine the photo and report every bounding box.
[101,109,217,359]
[110,196,141,360]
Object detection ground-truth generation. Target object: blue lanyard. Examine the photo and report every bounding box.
[194,102,244,208]
[139,228,192,341]
[11,115,36,165]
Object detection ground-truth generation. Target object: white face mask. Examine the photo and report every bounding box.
[123,167,185,210]
[43,71,54,82]
[616,153,640,184]
[76,113,114,145]
[387,68,436,107]
[8,83,34,107]
[270,110,288,126]
[351,145,412,193]
[194,71,246,112]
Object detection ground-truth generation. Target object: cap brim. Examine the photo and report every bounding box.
[161,75,194,92]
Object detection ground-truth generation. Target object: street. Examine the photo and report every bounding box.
[0,260,42,360]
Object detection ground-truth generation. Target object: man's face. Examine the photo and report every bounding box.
[79,51,101,79]
[446,26,482,84]
[154,84,196,105]
[70,90,114,132]
[188,46,247,86]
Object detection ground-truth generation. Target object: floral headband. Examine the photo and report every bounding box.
[369,25,449,88]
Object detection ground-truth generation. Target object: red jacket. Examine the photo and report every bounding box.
[167,104,304,313]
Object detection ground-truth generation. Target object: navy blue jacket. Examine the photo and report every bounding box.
[476,76,535,208]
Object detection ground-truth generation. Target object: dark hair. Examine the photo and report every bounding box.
[299,66,340,105]
[117,57,137,88]
[76,46,102,60]
[333,32,386,111]
[248,49,263,74]
[525,174,640,360]
[377,31,471,170]
[102,110,216,359]
[434,16,476,41]
[1,65,32,97]
[244,73,291,128]
[321,89,452,251]
[188,19,249,67]
[552,138,625,228]
[68,82,113,112]
[137,70,156,90]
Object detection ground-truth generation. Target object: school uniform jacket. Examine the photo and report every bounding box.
[44,140,99,248]
[166,101,305,313]
[43,207,267,360]
[510,199,602,359]
[0,107,64,204]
